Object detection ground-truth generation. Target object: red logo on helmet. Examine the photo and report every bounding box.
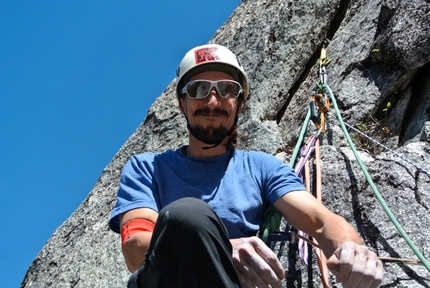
[195,47,220,64]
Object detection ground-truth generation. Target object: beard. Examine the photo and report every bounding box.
[189,123,230,144]
[189,108,230,144]
[187,107,233,144]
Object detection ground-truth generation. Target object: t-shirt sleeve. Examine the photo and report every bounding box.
[108,154,159,233]
[253,152,306,205]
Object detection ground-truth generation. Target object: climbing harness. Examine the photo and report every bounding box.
[260,41,430,283]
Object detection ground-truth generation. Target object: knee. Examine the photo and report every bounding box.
[159,198,212,226]
[157,198,225,236]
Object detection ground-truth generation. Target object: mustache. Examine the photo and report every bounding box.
[193,108,228,117]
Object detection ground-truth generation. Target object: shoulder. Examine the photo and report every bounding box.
[233,150,291,177]
[130,148,180,162]
[124,148,180,172]
[234,149,285,164]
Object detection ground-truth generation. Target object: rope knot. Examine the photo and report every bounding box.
[260,207,282,243]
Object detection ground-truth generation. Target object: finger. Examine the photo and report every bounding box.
[234,260,271,288]
[335,243,383,288]
[246,254,283,288]
[370,258,383,288]
[331,243,355,283]
[341,246,368,287]
[251,237,285,280]
[359,253,383,288]
[326,253,340,275]
[237,272,259,288]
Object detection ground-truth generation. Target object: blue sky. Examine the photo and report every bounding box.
[0,1,240,286]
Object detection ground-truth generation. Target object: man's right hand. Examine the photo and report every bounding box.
[231,236,285,288]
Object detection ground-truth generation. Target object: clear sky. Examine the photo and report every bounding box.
[0,1,240,286]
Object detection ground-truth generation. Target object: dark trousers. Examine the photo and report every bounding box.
[128,198,241,288]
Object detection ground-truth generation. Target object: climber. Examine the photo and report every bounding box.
[108,44,383,288]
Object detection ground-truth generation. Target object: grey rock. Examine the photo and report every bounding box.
[21,0,430,287]
[422,122,430,142]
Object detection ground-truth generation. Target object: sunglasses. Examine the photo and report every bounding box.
[181,79,243,99]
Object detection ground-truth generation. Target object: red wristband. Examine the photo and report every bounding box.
[121,218,155,247]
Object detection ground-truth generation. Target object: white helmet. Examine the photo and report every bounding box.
[176,44,249,100]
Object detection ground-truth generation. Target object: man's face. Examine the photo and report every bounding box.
[179,71,242,144]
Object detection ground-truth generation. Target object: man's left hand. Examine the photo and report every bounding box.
[327,241,383,288]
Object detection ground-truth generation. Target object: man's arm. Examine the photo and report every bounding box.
[229,190,358,288]
[119,208,158,272]
[274,190,383,287]
[274,191,360,254]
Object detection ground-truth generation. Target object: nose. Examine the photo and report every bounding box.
[204,88,221,106]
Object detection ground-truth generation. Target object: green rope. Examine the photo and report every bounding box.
[261,207,283,243]
[320,83,430,272]
[289,109,312,168]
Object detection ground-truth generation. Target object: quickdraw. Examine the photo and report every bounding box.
[310,93,330,132]
[310,40,331,133]
[293,42,332,288]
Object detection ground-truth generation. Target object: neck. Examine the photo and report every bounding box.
[185,135,232,158]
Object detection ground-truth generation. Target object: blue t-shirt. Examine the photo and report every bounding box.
[109,147,306,239]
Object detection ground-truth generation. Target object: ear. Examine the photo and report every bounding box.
[236,99,243,115]
[178,97,186,115]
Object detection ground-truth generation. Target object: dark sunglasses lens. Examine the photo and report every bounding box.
[218,81,240,98]
[186,81,210,98]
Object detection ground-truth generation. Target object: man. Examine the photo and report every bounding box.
[109,44,383,288]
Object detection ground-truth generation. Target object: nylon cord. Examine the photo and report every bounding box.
[328,113,430,177]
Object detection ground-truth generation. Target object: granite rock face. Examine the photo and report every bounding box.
[21,0,430,287]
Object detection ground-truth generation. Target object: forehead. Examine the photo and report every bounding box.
[189,71,235,82]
